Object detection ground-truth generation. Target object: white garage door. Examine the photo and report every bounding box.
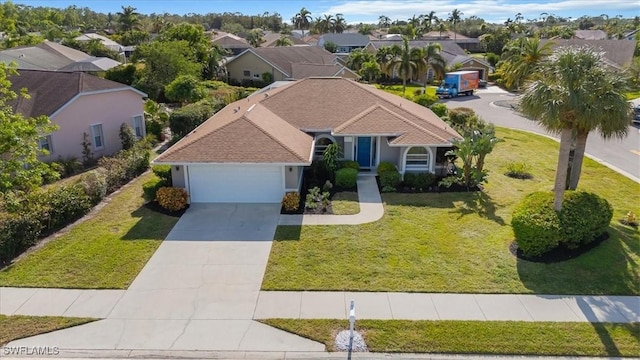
[188,165,284,203]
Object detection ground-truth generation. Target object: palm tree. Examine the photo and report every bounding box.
[519,46,632,210]
[275,36,293,46]
[419,43,445,86]
[448,8,463,41]
[435,19,447,38]
[293,7,312,37]
[246,29,264,47]
[501,37,554,90]
[332,14,347,33]
[420,11,437,34]
[117,6,140,32]
[387,36,418,93]
[378,15,391,29]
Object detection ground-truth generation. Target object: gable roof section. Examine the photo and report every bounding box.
[290,62,359,79]
[262,33,308,47]
[212,33,250,49]
[540,39,637,68]
[155,100,313,164]
[9,70,144,118]
[573,30,608,40]
[367,39,466,56]
[319,33,370,46]
[227,46,336,78]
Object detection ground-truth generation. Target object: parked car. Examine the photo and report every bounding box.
[634,105,640,124]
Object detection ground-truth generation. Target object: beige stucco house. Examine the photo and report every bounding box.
[9,70,147,162]
[225,46,359,84]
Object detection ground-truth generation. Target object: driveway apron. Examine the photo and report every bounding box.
[7,204,325,352]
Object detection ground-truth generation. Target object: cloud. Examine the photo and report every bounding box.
[323,0,639,23]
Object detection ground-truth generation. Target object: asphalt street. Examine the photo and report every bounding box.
[442,88,640,181]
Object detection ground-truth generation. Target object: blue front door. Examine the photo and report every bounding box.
[357,137,372,168]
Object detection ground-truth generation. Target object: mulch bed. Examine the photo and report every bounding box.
[144,201,190,217]
[509,232,610,263]
[280,180,356,215]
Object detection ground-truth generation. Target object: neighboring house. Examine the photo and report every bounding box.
[211,32,250,55]
[366,39,493,81]
[317,33,370,53]
[225,46,358,83]
[153,77,461,203]
[623,29,638,41]
[74,33,124,52]
[573,30,608,40]
[422,31,481,52]
[0,41,121,71]
[540,39,637,70]
[9,70,147,162]
[262,33,308,47]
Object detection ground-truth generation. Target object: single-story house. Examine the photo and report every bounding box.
[422,31,482,52]
[540,39,637,70]
[366,39,493,81]
[9,70,147,162]
[153,77,461,203]
[225,46,358,83]
[211,32,250,56]
[317,33,370,53]
[0,41,121,72]
[74,33,124,52]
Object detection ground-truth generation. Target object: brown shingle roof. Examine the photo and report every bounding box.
[290,63,358,79]
[9,69,139,118]
[540,39,637,68]
[156,78,460,164]
[230,46,335,77]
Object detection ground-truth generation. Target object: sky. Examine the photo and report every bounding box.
[9,0,640,24]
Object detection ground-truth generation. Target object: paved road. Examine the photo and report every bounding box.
[443,88,640,181]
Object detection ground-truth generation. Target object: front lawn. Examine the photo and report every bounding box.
[262,128,640,294]
[331,192,360,215]
[0,173,179,289]
[375,83,437,99]
[0,315,94,346]
[262,319,640,357]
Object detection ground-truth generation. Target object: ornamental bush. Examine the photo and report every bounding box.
[511,192,561,257]
[403,172,436,191]
[414,93,438,107]
[379,170,401,190]
[335,168,358,189]
[152,165,172,185]
[377,161,397,174]
[558,191,612,249]
[281,192,300,212]
[156,187,189,212]
[429,103,448,118]
[79,170,108,205]
[143,177,166,201]
[0,212,44,263]
[340,160,360,171]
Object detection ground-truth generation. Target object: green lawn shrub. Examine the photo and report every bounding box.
[152,165,172,186]
[142,177,165,201]
[559,191,612,249]
[169,100,223,139]
[511,192,561,257]
[429,103,448,118]
[414,93,438,107]
[340,160,360,171]
[377,161,397,174]
[380,170,401,191]
[505,161,532,179]
[79,171,108,205]
[156,187,189,212]
[0,211,44,263]
[403,172,437,191]
[335,168,358,189]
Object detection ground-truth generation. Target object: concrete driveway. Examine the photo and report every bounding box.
[165,203,281,241]
[7,203,325,352]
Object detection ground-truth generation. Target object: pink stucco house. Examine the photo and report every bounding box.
[10,70,147,162]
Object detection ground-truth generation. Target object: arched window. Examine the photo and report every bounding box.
[404,146,430,171]
[314,135,335,157]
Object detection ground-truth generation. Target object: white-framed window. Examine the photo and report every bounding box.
[132,115,145,138]
[314,135,335,158]
[405,146,430,171]
[90,124,104,150]
[38,135,53,153]
[243,70,251,77]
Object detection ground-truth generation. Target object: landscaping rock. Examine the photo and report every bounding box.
[334,330,367,352]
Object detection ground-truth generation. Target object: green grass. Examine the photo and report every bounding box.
[262,127,640,294]
[0,173,179,289]
[626,91,640,100]
[262,319,640,357]
[375,84,437,99]
[0,315,95,346]
[331,192,360,215]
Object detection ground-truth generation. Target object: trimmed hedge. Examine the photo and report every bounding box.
[143,177,166,201]
[512,191,613,257]
[380,170,401,190]
[281,192,300,212]
[169,100,223,139]
[152,165,172,186]
[429,103,448,118]
[377,162,397,174]
[335,168,358,189]
[414,93,438,107]
[403,172,436,191]
[340,160,360,171]
[156,187,189,212]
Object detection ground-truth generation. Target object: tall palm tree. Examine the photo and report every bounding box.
[275,36,292,46]
[378,15,391,28]
[117,5,140,32]
[419,43,445,86]
[448,8,463,41]
[501,37,554,90]
[332,14,347,33]
[293,7,312,37]
[420,11,437,34]
[435,19,447,38]
[387,36,418,93]
[519,46,632,210]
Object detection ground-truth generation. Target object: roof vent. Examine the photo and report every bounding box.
[264,93,269,98]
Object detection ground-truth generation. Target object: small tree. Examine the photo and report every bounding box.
[164,75,207,105]
[119,123,136,150]
[323,41,338,53]
[322,143,342,174]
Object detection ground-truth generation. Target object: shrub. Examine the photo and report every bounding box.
[335,168,358,189]
[379,170,401,190]
[403,172,436,191]
[164,75,208,104]
[42,162,62,184]
[559,191,612,249]
[414,93,438,107]
[281,192,300,211]
[105,64,136,85]
[488,72,502,82]
[623,211,638,227]
[169,100,221,138]
[0,212,44,263]
[99,156,128,194]
[486,53,500,68]
[511,192,561,257]
[56,156,83,177]
[505,161,532,179]
[119,123,136,150]
[322,143,342,173]
[340,160,360,171]
[413,88,423,96]
[152,165,172,185]
[377,161,397,174]
[156,187,189,212]
[143,177,166,201]
[79,170,108,205]
[429,103,448,118]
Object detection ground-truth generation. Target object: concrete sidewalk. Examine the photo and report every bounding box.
[279,175,384,226]
[254,291,639,323]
